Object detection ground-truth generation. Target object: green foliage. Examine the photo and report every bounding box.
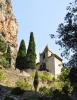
[11,87,25,95]
[17,40,26,57]
[58,67,73,93]
[16,33,36,70]
[43,67,73,96]
[39,71,55,82]
[50,0,77,67]
[58,67,70,82]
[26,32,36,69]
[62,85,70,95]
[16,79,32,90]
[0,35,12,68]
[0,35,8,67]
[16,39,26,70]
[0,70,6,81]
[0,55,9,68]
[50,81,64,90]
[39,86,49,95]
[0,35,7,53]
[33,71,39,92]
[69,67,77,85]
[5,45,11,68]
[51,89,61,98]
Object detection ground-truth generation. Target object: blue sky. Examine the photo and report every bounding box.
[12,0,71,62]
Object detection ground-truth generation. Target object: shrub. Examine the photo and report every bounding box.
[0,35,7,53]
[62,83,73,94]
[0,53,11,68]
[0,56,9,68]
[57,67,73,94]
[39,86,49,95]
[11,87,25,95]
[39,71,55,82]
[0,34,11,68]
[51,81,64,90]
[16,79,32,90]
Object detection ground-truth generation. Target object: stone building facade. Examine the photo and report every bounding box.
[39,46,63,77]
[0,0,18,67]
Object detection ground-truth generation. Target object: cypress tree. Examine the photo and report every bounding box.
[15,39,26,70]
[26,32,36,69]
[33,70,39,92]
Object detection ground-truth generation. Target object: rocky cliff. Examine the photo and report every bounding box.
[0,0,18,67]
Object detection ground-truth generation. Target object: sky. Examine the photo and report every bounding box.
[12,0,71,62]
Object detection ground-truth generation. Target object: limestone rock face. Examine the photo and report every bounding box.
[0,0,18,67]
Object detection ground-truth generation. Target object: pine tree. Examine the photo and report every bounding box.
[15,39,26,70]
[26,32,36,69]
[33,70,39,92]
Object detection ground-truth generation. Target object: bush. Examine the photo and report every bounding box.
[0,35,7,53]
[11,87,25,95]
[16,79,32,90]
[51,81,64,90]
[39,71,55,82]
[39,86,49,95]
[0,55,10,68]
[0,35,11,68]
[62,84,72,95]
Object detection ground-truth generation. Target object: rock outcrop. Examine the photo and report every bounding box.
[0,0,18,67]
